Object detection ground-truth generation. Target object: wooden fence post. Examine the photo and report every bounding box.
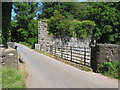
[40,44,42,51]
[52,45,54,55]
[55,45,56,56]
[70,46,72,61]
[67,47,68,60]
[50,45,52,55]
[48,45,50,54]
[50,45,51,54]
[61,46,63,58]
[84,47,86,66]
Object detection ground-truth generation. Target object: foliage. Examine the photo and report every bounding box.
[97,61,120,79]
[39,2,90,20]
[73,20,96,38]
[48,10,71,37]
[39,2,120,44]
[11,21,19,42]
[19,42,32,48]
[88,2,120,44]
[41,3,89,39]
[9,2,120,45]
[48,10,96,39]
[11,2,39,48]
[2,67,26,88]
[27,20,38,48]
[2,2,12,44]
[59,2,90,20]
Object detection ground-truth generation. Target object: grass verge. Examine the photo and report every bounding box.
[20,44,119,79]
[0,66,2,89]
[34,49,92,72]
[19,42,32,49]
[2,62,27,88]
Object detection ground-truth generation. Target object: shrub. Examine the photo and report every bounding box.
[97,61,120,79]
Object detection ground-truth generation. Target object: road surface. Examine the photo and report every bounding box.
[16,43,118,88]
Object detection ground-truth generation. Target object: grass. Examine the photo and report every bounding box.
[2,62,27,88]
[0,66,2,89]
[97,61,120,79]
[19,42,32,49]
[34,49,92,72]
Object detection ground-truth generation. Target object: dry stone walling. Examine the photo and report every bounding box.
[35,20,92,52]
[35,20,92,67]
[35,20,120,71]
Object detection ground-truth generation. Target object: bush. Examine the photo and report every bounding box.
[97,61,120,79]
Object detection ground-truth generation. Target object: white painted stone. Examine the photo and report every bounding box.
[9,53,14,56]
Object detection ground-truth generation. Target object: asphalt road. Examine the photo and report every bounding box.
[16,43,118,88]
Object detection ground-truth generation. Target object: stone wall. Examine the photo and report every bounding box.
[2,48,18,69]
[36,20,120,71]
[0,42,18,69]
[37,20,91,52]
[91,44,120,71]
[35,44,40,50]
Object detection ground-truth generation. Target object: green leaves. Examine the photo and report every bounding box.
[39,2,90,20]
[103,25,112,33]
[48,10,96,39]
[10,2,120,45]
[10,2,39,47]
[97,61,120,79]
[73,20,96,39]
[88,2,120,44]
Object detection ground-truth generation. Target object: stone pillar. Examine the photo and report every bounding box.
[91,44,120,72]
[2,48,18,69]
[91,46,98,72]
[38,20,48,52]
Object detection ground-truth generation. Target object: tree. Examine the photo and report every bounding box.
[39,2,93,39]
[39,2,60,19]
[27,20,38,48]
[40,2,120,44]
[74,20,96,39]
[48,10,96,39]
[39,2,90,20]
[88,2,120,44]
[10,21,19,42]
[11,2,40,47]
[2,2,12,45]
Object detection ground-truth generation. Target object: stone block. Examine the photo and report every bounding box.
[7,42,15,49]
[2,48,18,69]
[35,44,40,50]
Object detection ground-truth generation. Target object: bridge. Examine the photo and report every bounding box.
[16,43,118,88]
